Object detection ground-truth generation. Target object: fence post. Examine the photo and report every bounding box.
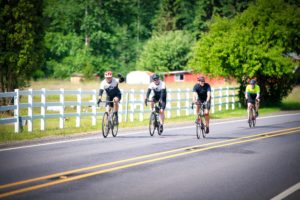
[76,88,81,127]
[219,87,222,111]
[211,88,215,114]
[130,89,135,122]
[177,89,181,116]
[139,90,144,121]
[167,89,172,118]
[92,89,97,126]
[41,88,46,131]
[119,89,124,123]
[28,89,33,132]
[60,88,64,129]
[14,89,20,133]
[185,88,190,115]
[226,86,229,110]
[125,91,129,122]
[231,89,235,110]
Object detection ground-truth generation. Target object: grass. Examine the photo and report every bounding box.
[0,80,299,143]
[281,86,300,110]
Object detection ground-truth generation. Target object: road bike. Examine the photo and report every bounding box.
[192,102,207,139]
[99,101,118,138]
[248,102,257,128]
[145,100,162,136]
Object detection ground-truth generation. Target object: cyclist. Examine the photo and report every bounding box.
[144,74,167,133]
[193,76,211,133]
[97,71,125,124]
[245,79,260,120]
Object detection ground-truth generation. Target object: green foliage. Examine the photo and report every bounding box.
[136,30,194,73]
[0,0,44,92]
[189,0,300,105]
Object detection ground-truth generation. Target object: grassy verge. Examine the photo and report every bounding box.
[0,106,283,143]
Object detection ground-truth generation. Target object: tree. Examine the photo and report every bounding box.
[0,0,44,93]
[136,30,193,73]
[189,0,300,105]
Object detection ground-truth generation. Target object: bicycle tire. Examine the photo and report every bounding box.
[252,109,256,127]
[248,108,253,128]
[149,113,156,136]
[102,112,110,138]
[196,124,201,139]
[158,122,162,136]
[111,113,118,137]
[201,122,206,138]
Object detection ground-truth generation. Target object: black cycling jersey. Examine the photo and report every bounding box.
[193,83,211,102]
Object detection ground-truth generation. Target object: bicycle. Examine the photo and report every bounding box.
[145,100,162,136]
[99,101,119,138]
[192,101,207,139]
[248,101,257,128]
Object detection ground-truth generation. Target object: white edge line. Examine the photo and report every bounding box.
[271,182,300,200]
[1,112,300,152]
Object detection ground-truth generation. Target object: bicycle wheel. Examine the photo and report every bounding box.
[102,112,110,138]
[149,113,156,136]
[201,123,206,138]
[111,113,118,137]
[248,109,253,128]
[252,109,256,127]
[157,122,162,136]
[196,124,201,139]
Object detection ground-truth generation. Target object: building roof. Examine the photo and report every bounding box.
[162,70,193,75]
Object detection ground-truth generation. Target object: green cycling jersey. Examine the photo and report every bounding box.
[245,84,260,94]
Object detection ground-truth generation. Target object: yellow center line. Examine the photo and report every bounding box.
[1,128,300,198]
[0,126,299,191]
[0,128,299,198]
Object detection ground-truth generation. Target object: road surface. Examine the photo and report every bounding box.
[0,112,300,200]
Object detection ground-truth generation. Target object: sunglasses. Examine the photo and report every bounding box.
[153,79,159,81]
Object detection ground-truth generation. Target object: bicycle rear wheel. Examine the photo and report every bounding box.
[201,123,206,138]
[252,109,256,127]
[248,109,253,128]
[149,113,156,136]
[102,112,110,138]
[196,124,201,139]
[111,113,118,137]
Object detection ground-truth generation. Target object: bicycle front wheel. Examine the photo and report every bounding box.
[111,113,118,137]
[149,113,156,136]
[102,112,110,138]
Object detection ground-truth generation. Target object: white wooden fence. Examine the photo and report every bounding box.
[0,87,240,133]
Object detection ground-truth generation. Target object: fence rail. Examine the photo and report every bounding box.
[0,87,240,133]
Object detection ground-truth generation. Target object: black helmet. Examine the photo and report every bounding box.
[152,74,159,81]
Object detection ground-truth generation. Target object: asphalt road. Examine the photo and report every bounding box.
[1,112,300,200]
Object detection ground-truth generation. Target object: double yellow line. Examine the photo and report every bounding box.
[1,126,300,198]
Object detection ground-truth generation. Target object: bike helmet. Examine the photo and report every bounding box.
[197,76,205,82]
[250,79,256,85]
[152,74,159,81]
[104,71,112,78]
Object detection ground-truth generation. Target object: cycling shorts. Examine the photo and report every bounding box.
[152,96,166,110]
[106,93,122,107]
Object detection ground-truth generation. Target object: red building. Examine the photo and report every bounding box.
[163,70,227,85]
